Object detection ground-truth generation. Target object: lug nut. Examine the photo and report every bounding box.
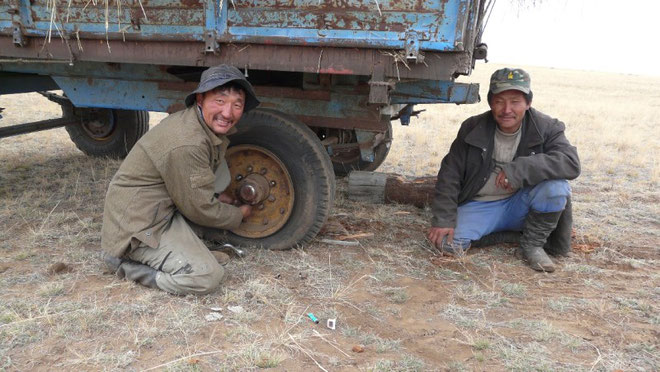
[235,174,243,181]
[262,218,269,225]
[279,208,285,214]
[269,180,276,187]
[260,168,267,175]
[268,195,276,202]
[247,166,253,172]
[258,204,265,210]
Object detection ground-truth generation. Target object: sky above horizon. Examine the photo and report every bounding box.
[481,0,658,76]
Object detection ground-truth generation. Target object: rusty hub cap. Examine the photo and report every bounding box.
[226,145,294,238]
[81,110,115,140]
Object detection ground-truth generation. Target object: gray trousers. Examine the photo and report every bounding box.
[124,161,231,295]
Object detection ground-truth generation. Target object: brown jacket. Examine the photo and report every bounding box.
[101,106,244,257]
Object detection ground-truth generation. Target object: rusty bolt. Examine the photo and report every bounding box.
[260,168,267,175]
[268,195,276,202]
[247,166,253,172]
[279,208,285,214]
[235,174,243,181]
[269,180,276,187]
[262,218,269,225]
[258,204,265,210]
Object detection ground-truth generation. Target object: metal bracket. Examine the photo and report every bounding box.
[12,22,26,47]
[355,129,388,162]
[204,30,219,53]
[368,61,390,105]
[404,31,420,61]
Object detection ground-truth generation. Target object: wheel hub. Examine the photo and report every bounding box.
[226,145,294,238]
[80,109,115,139]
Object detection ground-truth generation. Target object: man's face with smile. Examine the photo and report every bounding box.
[196,87,246,135]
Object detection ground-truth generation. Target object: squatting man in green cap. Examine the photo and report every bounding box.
[427,68,580,272]
[101,65,260,294]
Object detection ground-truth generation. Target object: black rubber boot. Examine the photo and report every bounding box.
[471,231,522,248]
[520,210,562,272]
[116,261,159,289]
[544,197,573,257]
[102,253,123,274]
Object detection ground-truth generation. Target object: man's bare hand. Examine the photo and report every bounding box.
[239,205,252,219]
[428,227,454,249]
[218,191,235,204]
[495,170,514,192]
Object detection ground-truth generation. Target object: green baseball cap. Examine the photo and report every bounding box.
[489,68,531,95]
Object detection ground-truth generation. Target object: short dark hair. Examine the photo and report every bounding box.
[487,90,533,105]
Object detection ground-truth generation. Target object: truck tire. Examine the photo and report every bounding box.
[65,108,149,158]
[223,109,335,250]
[331,121,392,176]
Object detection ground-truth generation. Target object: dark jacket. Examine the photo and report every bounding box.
[431,107,580,228]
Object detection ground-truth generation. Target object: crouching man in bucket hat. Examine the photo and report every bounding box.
[428,68,580,272]
[101,65,260,294]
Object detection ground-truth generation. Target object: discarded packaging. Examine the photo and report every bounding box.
[327,318,336,330]
[307,312,319,324]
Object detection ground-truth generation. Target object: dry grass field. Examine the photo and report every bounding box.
[1,64,658,371]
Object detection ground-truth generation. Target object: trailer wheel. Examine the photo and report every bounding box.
[65,108,149,158]
[221,109,335,250]
[330,121,392,176]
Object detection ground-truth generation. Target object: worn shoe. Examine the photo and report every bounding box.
[211,251,230,266]
[544,197,573,257]
[471,231,522,248]
[116,261,159,289]
[102,253,123,274]
[520,210,563,272]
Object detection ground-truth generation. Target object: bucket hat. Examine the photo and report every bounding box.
[184,65,260,112]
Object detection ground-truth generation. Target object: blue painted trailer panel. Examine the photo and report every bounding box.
[2,0,476,52]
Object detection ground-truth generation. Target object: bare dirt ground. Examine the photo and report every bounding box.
[1,65,658,371]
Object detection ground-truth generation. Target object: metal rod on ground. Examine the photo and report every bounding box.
[0,117,76,138]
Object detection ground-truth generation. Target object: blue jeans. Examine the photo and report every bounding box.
[449,180,571,250]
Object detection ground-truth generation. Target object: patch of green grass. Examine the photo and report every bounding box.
[375,337,401,353]
[398,354,426,371]
[384,287,409,304]
[499,282,526,298]
[583,278,605,289]
[0,312,15,325]
[13,250,37,261]
[37,281,67,297]
[441,305,482,328]
[370,359,395,371]
[434,267,462,280]
[455,282,504,308]
[547,298,574,313]
[473,339,490,350]
[447,360,467,372]
[340,326,400,353]
[226,325,260,343]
